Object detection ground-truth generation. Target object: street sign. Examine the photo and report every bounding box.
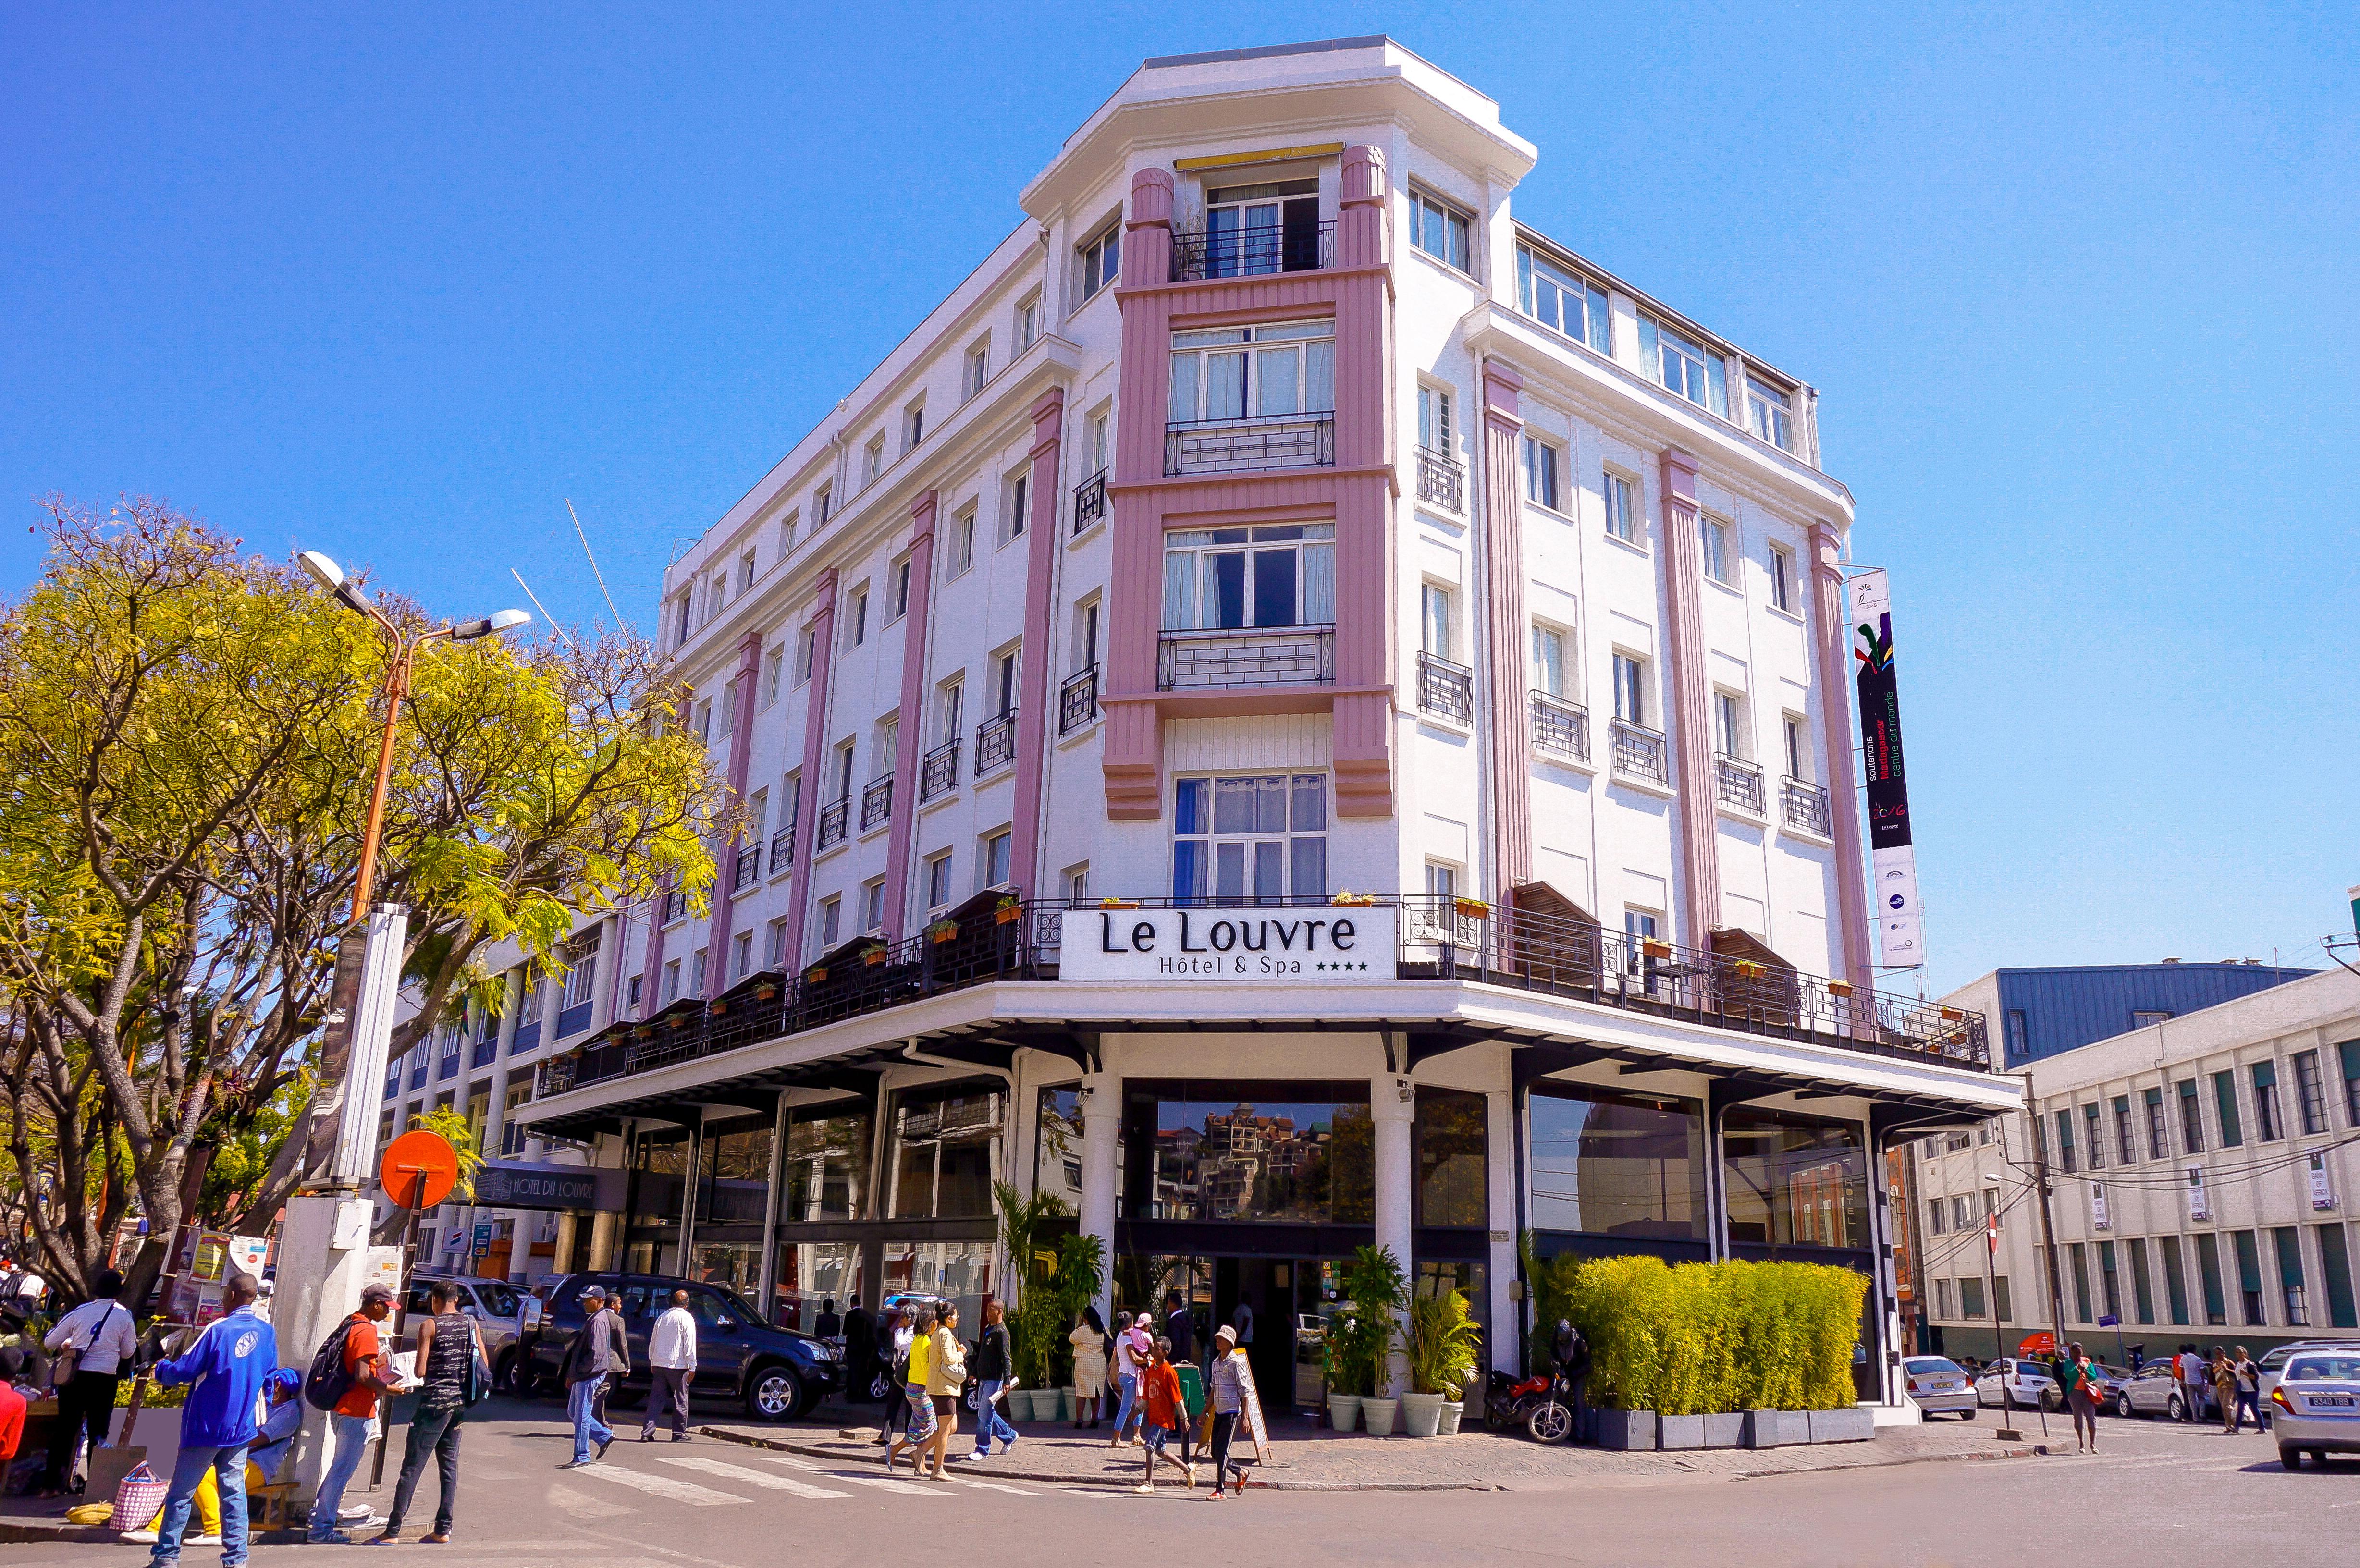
[379,1130,460,1209]
[2097,1314,2120,1328]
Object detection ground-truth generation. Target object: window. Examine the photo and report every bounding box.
[1201,178,1318,276]
[1414,1088,1487,1227]
[690,947,707,998]
[2053,1109,2077,1174]
[1071,597,1100,673]
[861,878,885,934]
[738,551,756,594]
[2113,1096,2136,1164]
[732,930,752,980]
[862,434,884,487]
[1064,864,1089,902]
[2275,1227,2309,1326]
[1002,468,1030,544]
[2212,1071,2243,1148]
[1769,543,1794,611]
[747,788,768,849]
[1640,315,1729,416]
[948,504,976,577]
[833,739,856,803]
[2084,1102,2105,1169]
[1926,1198,1946,1236]
[695,697,713,747]
[1416,384,1453,453]
[625,974,642,1017]
[1523,434,1561,510]
[818,894,841,951]
[1016,294,1040,350]
[1746,377,1794,452]
[1612,653,1646,724]
[1161,523,1334,630]
[1699,514,1731,583]
[963,338,989,400]
[2160,1235,2191,1324]
[2144,1087,2168,1159]
[761,645,784,708]
[673,592,693,648]
[925,852,954,911]
[1531,624,1567,697]
[764,917,788,970]
[1087,408,1110,473]
[662,958,680,1003]
[1081,221,1121,300]
[2132,1010,2172,1028]
[2069,1243,2092,1323]
[1713,690,1744,757]
[1420,584,1453,658]
[2196,1232,2228,1325]
[1603,471,1636,542]
[889,556,911,622]
[2321,1224,2359,1329]
[1952,1193,1975,1231]
[981,828,1013,890]
[2178,1079,2205,1154]
[1528,1084,1706,1240]
[1424,861,1457,902]
[1782,715,1807,781]
[2296,1050,2330,1134]
[887,1080,1005,1220]
[1121,1080,1370,1224]
[2128,1237,2155,1323]
[2233,1230,2266,1326]
[1933,1277,1954,1320]
[1168,318,1335,426]
[719,679,737,740]
[2343,1039,2360,1126]
[778,509,800,555]
[1722,1110,1866,1252]
[902,397,925,453]
[1408,187,1471,271]
[1516,245,1610,353]
[992,648,1019,716]
[937,676,964,744]
[2253,1062,2283,1140]
[846,584,869,649]
[1171,773,1328,903]
[815,483,833,524]
[795,624,815,685]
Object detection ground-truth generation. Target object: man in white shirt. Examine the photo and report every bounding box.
[642,1289,698,1442]
[39,1268,139,1496]
[2176,1345,2206,1423]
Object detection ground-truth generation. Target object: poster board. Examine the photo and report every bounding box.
[1228,1348,1270,1461]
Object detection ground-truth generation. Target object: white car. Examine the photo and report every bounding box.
[1973,1357,2057,1410]
[1904,1356,1977,1417]
[2258,1340,2360,1421]
[2270,1348,2360,1469]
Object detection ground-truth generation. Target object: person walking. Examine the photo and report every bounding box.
[2175,1343,2205,1423]
[1069,1307,1108,1429]
[37,1265,139,1497]
[884,1304,937,1474]
[1131,1338,1194,1495]
[559,1284,628,1468]
[148,1273,279,1568]
[2229,1347,2262,1434]
[873,1305,915,1446]
[307,1282,396,1543]
[2211,1347,2239,1434]
[642,1289,697,1443]
[369,1279,481,1544]
[1108,1313,1150,1446]
[1231,1292,1255,1350]
[921,1303,966,1481]
[1205,1325,1250,1499]
[965,1300,1019,1460]
[2059,1341,2101,1454]
[1163,1290,1196,1369]
[843,1295,877,1408]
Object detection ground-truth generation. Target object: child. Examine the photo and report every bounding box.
[1132,1338,1194,1495]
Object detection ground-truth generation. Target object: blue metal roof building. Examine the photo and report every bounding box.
[1980,963,2316,1069]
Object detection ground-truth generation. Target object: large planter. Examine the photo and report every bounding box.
[1657,1413,1706,1451]
[1401,1391,1446,1438]
[1361,1397,1401,1436]
[1019,1388,1052,1421]
[1703,1412,1745,1449]
[1437,1400,1464,1436]
[1740,1408,1782,1448]
[1327,1393,1363,1432]
[1596,1408,1656,1451]
[1808,1406,1875,1444]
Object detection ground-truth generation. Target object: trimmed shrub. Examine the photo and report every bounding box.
[1559,1252,1866,1414]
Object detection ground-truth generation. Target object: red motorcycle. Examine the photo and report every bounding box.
[1486,1368,1574,1442]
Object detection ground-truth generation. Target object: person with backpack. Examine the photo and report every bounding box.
[306,1282,396,1543]
[37,1265,138,1496]
[146,1272,284,1568]
[368,1279,485,1544]
[559,1284,628,1468]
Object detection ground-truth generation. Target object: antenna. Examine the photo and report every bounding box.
[508,568,576,649]
[565,499,626,629]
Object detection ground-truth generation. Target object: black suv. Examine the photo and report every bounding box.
[515,1272,840,1422]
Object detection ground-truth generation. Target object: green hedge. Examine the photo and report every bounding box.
[1555,1253,1864,1415]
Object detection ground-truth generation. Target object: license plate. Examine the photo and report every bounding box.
[1934,1381,1961,1391]
[2311,1395,2356,1408]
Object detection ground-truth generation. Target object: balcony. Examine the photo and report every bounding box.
[732,842,761,892]
[662,889,687,924]
[1157,625,1335,690]
[1714,753,1766,816]
[1071,469,1107,535]
[920,738,960,802]
[769,823,796,872]
[1781,776,1832,836]
[556,1000,594,1039]
[1059,665,1099,735]
[816,796,849,851]
[1416,651,1474,723]
[860,775,894,833]
[383,1068,399,1101]
[1169,220,1334,282]
[471,1035,497,1069]
[975,711,1016,777]
[1531,692,1590,762]
[511,1018,541,1055]
[1610,718,1669,785]
[1165,412,1334,478]
[1416,447,1465,513]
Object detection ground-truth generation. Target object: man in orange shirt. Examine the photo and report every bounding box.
[1131,1338,1195,1495]
[306,1283,394,1544]
[0,1347,28,1469]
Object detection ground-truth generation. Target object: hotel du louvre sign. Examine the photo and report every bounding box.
[1058,906,1398,983]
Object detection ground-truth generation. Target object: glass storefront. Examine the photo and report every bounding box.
[1122,1080,1373,1224]
[886,1080,1004,1219]
[1414,1088,1487,1228]
[784,1101,873,1222]
[1722,1108,1868,1254]
[1036,1087,1086,1212]
[882,1239,994,1327]
[774,1239,863,1333]
[697,1116,774,1226]
[1528,1083,1708,1242]
[692,1242,762,1297]
[625,1127,692,1273]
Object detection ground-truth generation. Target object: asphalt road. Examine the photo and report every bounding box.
[16,1397,2355,1567]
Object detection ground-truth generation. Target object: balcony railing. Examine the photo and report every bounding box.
[1781,776,1832,836]
[816,796,849,851]
[1166,412,1334,477]
[920,738,960,801]
[1416,447,1465,513]
[769,823,796,872]
[1714,753,1766,816]
[732,842,761,892]
[662,889,687,924]
[1072,468,1107,534]
[437,1051,459,1082]
[1059,665,1100,735]
[1158,625,1335,690]
[1531,692,1590,762]
[511,1019,541,1055]
[975,711,1017,777]
[1169,220,1334,281]
[1416,651,1474,723]
[860,775,895,833]
[471,1035,497,1069]
[1610,718,1669,785]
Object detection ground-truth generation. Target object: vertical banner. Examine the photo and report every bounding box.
[2311,1152,2336,1211]
[2185,1165,2212,1222]
[1850,569,1921,968]
[2089,1182,2110,1231]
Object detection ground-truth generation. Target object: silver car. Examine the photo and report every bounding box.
[2258,1340,2360,1415]
[1973,1357,2057,1410]
[405,1273,526,1380]
[1904,1356,1977,1417]
[2114,1357,2204,1420]
[2271,1348,2360,1469]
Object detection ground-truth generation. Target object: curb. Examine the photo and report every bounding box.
[0,1522,315,1546]
[1730,1442,2045,1482]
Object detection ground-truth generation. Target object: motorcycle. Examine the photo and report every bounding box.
[1486,1367,1576,1443]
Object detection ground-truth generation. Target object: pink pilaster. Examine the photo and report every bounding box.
[1329,143,1395,818]
[779,570,840,968]
[1102,167,1176,821]
[1477,358,1531,897]
[637,678,693,1006]
[1009,390,1065,892]
[1658,447,1721,946]
[882,492,940,937]
[701,630,765,985]
[1808,520,1876,997]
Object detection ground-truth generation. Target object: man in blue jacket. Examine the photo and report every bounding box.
[148,1272,287,1568]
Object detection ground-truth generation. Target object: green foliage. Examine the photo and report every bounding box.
[1563,1254,1867,1414]
[993,1180,1072,1386]
[198,1069,312,1224]
[1322,1243,1407,1397]
[1043,1232,1105,1388]
[1519,1232,1583,1373]
[408,1105,484,1201]
[1406,1286,1482,1398]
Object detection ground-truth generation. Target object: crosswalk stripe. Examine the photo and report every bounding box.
[659,1455,852,1498]
[738,1450,827,1472]
[572,1464,748,1506]
[831,1473,948,1496]
[947,1479,1042,1496]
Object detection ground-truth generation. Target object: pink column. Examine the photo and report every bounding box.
[638,678,695,1005]
[701,631,765,985]
[1102,168,1175,821]
[1009,391,1066,894]
[882,491,940,937]
[1478,358,1531,898]
[1808,520,1876,996]
[1658,447,1722,947]
[1330,143,1394,818]
[779,570,840,967]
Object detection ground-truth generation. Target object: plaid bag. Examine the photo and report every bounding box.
[112,1463,167,1530]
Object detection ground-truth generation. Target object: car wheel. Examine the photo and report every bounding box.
[498,1350,538,1398]
[746,1365,807,1423]
[2167,1393,2185,1421]
[1527,1400,1572,1444]
[2280,1446,2301,1470]
[2116,1391,2134,1419]
[2040,1389,2060,1414]
[2312,1450,2330,1469]
[1957,1408,1976,1421]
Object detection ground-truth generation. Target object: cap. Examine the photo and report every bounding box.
[581,1284,608,1300]
[359,1283,396,1306]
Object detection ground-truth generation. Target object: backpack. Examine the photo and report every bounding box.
[304,1319,358,1411]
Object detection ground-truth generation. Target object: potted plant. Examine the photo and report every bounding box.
[1641,937,1672,960]
[1733,958,1767,980]
[1825,979,1853,998]
[804,965,827,984]
[1330,890,1376,906]
[863,944,888,966]
[928,918,960,944]
[1338,1244,1407,1435]
[1097,896,1139,910]
[992,1181,1072,1418]
[1405,1287,1481,1437]
[994,895,1024,926]
[1321,1317,1364,1432]
[754,982,778,1001]
[1452,896,1488,921]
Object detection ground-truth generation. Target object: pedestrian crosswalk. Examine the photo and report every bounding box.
[659,1454,853,1498]
[562,1443,1189,1509]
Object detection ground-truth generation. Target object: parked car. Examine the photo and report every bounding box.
[2258,1340,2360,1420]
[2114,1357,2205,1420]
[1903,1356,1977,1418]
[2035,1359,2129,1413]
[403,1272,526,1388]
[1973,1357,2057,1410]
[2270,1347,2360,1468]
[514,1272,840,1421]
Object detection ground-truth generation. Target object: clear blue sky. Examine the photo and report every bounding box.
[5,3,2354,992]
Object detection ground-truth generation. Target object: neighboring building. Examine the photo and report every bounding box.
[1914,964,2360,1362]
[516,37,2013,1413]
[1945,962,2313,1071]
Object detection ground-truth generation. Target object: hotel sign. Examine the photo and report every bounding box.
[1058,907,1396,983]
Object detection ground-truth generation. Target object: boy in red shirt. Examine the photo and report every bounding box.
[1132,1338,1195,1494]
[0,1348,28,1467]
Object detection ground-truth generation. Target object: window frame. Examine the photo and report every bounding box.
[1523,433,1562,512]
[1641,314,1730,416]
[1080,220,1122,301]
[1603,469,1638,544]
[1768,542,1795,612]
[1407,186,1474,273]
[1516,244,1611,354]
[1745,375,1795,452]
[1170,772,1330,905]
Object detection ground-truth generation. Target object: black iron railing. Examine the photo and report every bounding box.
[1417,448,1465,513]
[975,711,1016,777]
[816,796,849,851]
[1714,754,1765,815]
[733,842,761,891]
[769,823,796,872]
[860,775,894,833]
[1610,719,1668,784]
[1072,469,1108,534]
[1157,625,1334,689]
[1166,412,1334,477]
[1170,220,1334,282]
[921,739,960,801]
[1781,777,1831,836]
[1060,666,1099,735]
[1532,692,1589,762]
[1417,651,1474,723]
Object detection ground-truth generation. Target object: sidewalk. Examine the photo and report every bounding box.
[703,1408,2045,1492]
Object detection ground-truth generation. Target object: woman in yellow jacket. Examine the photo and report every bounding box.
[885,1304,938,1475]
[922,1303,968,1481]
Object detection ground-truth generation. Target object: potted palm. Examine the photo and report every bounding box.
[1338,1244,1408,1435]
[1405,1287,1482,1437]
[1321,1316,1365,1432]
[992,1181,1072,1420]
[1050,1232,1105,1421]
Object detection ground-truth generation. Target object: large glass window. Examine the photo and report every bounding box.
[1640,315,1729,416]
[1036,1086,1087,1210]
[886,1080,1005,1220]
[1745,377,1794,451]
[1163,524,1334,631]
[1122,1081,1373,1224]
[1517,245,1610,353]
[1172,773,1327,903]
[1168,320,1334,423]
[1409,188,1471,271]
[774,1240,862,1333]
[783,1102,873,1223]
[697,1117,774,1226]
[630,1130,691,1229]
[1414,1088,1487,1229]
[1527,1084,1707,1241]
[1722,1110,1868,1253]
[1203,179,1318,276]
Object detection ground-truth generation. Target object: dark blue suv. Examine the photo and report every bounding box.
[517,1272,840,1421]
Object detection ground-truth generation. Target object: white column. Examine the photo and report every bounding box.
[1079,1070,1119,1321]
[756,1091,789,1312]
[587,1210,618,1272]
[1372,1074,1415,1397]
[1485,1085,1519,1374]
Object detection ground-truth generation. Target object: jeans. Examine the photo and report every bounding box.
[385,1403,462,1536]
[569,1375,613,1464]
[2230,1389,2259,1432]
[1112,1372,1140,1437]
[971,1379,1017,1454]
[644,1367,692,1437]
[150,1442,248,1568]
[307,1413,373,1539]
